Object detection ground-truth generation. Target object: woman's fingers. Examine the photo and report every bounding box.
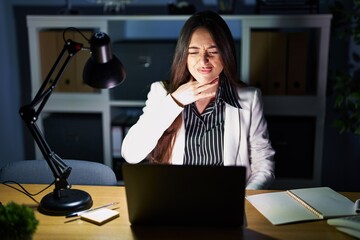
[196,78,219,94]
[171,78,219,106]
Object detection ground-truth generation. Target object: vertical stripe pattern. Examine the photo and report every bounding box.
[183,76,241,165]
[184,100,225,165]
[183,76,242,165]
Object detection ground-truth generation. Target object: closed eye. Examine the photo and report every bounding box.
[188,46,219,56]
[208,51,219,55]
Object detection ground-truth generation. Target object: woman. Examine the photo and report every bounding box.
[121,10,275,190]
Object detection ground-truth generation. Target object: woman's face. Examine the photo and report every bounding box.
[187,28,224,84]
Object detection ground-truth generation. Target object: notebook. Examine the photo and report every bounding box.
[122,164,246,227]
[246,187,356,225]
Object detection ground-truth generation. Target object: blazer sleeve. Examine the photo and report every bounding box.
[245,88,275,190]
[121,81,184,163]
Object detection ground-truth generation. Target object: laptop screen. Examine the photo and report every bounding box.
[122,164,246,227]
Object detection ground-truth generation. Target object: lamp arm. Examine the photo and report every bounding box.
[19,39,85,195]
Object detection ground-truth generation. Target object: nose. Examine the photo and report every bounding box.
[199,52,209,64]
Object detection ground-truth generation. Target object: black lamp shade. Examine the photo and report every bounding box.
[83,56,126,89]
[83,32,126,89]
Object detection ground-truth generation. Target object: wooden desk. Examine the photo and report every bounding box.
[0,184,358,240]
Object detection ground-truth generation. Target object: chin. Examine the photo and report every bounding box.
[194,76,216,84]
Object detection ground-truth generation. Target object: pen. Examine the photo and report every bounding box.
[65,202,119,218]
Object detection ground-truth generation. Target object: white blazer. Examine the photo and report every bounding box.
[121,81,275,190]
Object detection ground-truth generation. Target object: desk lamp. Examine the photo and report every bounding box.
[19,28,126,216]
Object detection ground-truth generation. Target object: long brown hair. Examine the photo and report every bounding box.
[147,10,243,164]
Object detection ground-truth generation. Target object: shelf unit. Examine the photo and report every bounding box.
[27,14,331,188]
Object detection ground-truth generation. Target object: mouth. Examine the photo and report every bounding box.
[197,67,212,74]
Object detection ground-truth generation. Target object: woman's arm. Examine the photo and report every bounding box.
[121,82,184,163]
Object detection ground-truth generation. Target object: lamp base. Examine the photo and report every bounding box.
[39,189,93,216]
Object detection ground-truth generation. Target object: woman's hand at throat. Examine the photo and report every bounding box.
[170,77,219,107]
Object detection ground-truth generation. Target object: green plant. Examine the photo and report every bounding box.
[0,202,39,240]
[332,71,360,134]
[329,0,360,135]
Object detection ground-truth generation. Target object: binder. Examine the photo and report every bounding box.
[39,30,95,93]
[250,31,287,95]
[267,32,287,95]
[250,31,309,95]
[250,31,269,94]
[286,31,308,95]
[111,126,123,158]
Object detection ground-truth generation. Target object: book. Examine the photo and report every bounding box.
[246,187,356,225]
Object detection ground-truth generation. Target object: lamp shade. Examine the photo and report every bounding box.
[83,32,126,89]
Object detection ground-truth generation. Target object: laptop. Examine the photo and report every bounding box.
[122,164,246,227]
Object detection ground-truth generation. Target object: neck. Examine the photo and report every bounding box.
[195,97,214,114]
[195,83,218,114]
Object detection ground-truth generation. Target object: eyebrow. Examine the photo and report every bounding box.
[188,45,218,50]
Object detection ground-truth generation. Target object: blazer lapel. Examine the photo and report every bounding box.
[171,117,186,165]
[224,104,242,165]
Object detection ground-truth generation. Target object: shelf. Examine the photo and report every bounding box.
[110,101,145,107]
[263,96,322,116]
[27,14,331,188]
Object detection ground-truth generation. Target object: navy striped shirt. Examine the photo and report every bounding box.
[183,78,241,165]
